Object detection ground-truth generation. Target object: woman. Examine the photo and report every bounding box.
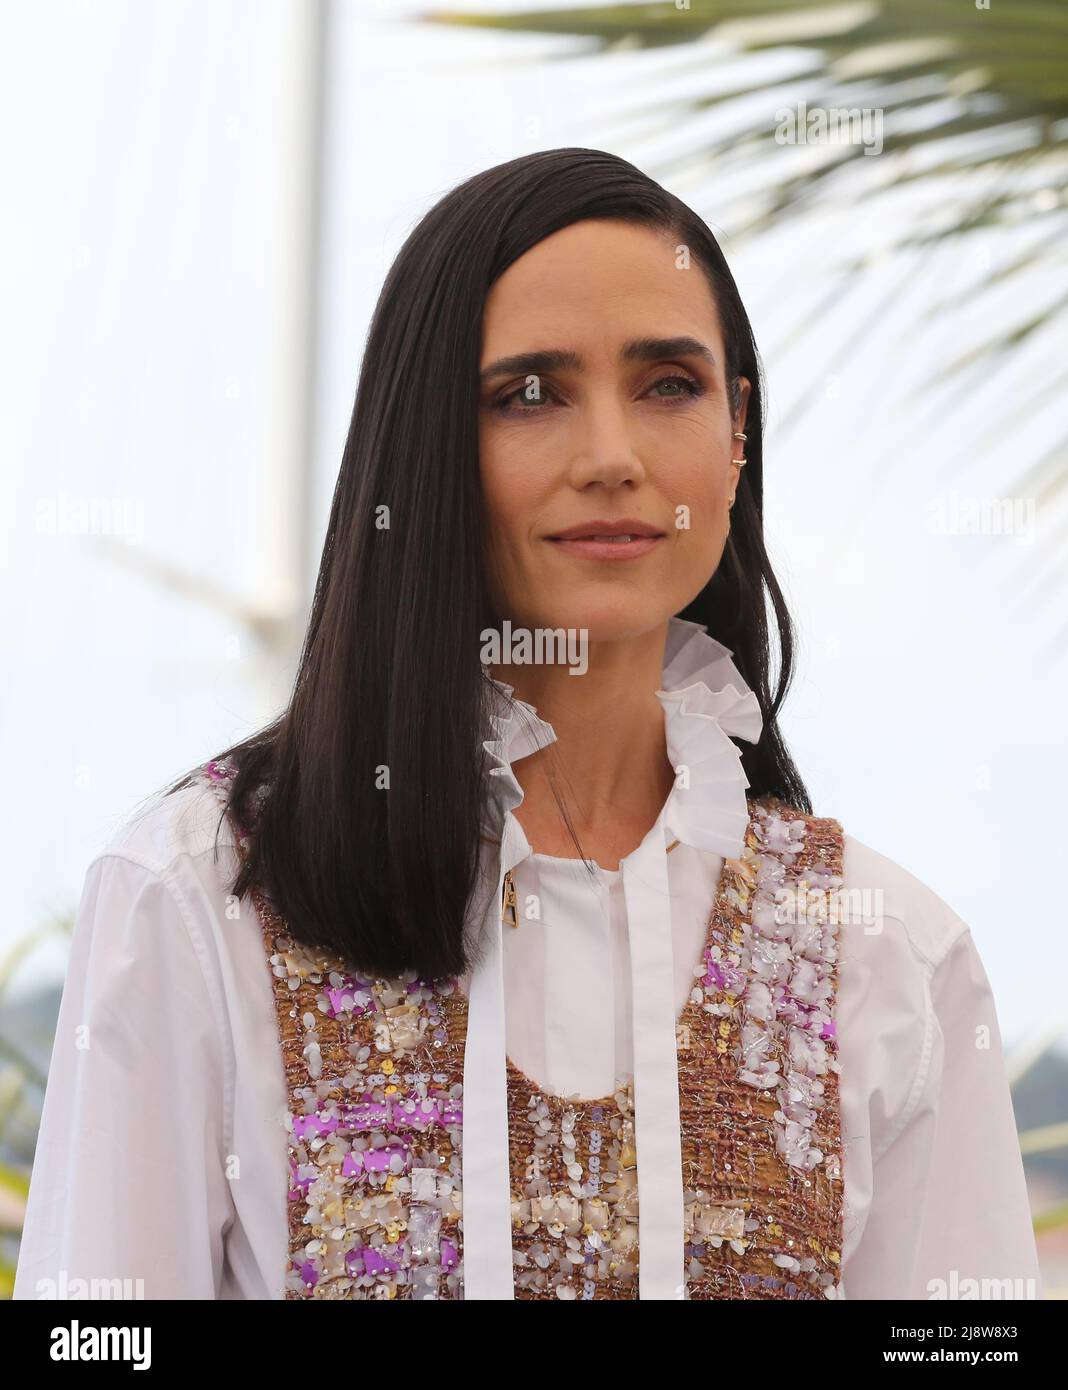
[14,148,1041,1301]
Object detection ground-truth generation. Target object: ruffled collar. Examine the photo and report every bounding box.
[479,616,763,860]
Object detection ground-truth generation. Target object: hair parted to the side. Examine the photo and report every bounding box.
[163,146,811,981]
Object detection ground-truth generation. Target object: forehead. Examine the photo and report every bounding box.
[481,219,725,362]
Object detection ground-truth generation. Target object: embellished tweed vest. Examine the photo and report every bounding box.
[200,759,846,1300]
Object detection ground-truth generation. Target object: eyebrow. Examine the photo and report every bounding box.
[479,335,716,384]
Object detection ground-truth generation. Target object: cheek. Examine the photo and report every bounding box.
[665,471,732,588]
[479,432,514,523]
[479,444,540,576]
[670,458,731,535]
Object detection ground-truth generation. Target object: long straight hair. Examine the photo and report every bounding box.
[166,147,810,981]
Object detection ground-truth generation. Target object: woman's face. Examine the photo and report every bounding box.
[478,218,750,642]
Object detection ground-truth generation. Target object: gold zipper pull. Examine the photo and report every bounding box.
[501,868,519,929]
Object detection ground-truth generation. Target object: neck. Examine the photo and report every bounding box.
[490,623,677,865]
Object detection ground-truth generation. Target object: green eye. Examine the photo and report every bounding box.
[650,375,702,400]
[496,381,551,411]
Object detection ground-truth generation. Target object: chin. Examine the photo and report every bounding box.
[527,594,678,646]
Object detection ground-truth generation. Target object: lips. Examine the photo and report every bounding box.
[546,520,666,561]
[568,533,641,543]
[547,520,665,541]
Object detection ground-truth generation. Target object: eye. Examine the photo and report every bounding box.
[647,373,703,402]
[494,376,556,412]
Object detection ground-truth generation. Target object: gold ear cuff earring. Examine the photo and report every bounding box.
[729,431,747,512]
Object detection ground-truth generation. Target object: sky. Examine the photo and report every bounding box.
[2,0,1065,1048]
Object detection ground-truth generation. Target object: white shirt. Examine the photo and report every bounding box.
[13,619,1042,1300]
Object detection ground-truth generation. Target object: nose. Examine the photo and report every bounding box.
[566,388,647,490]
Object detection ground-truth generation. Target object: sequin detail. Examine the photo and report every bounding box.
[200,757,845,1299]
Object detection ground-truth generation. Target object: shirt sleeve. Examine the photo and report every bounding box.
[844,922,1043,1301]
[905,928,1042,1299]
[12,852,234,1300]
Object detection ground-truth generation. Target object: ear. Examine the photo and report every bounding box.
[733,376,752,435]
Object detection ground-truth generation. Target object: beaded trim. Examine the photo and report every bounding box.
[200,758,845,1299]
